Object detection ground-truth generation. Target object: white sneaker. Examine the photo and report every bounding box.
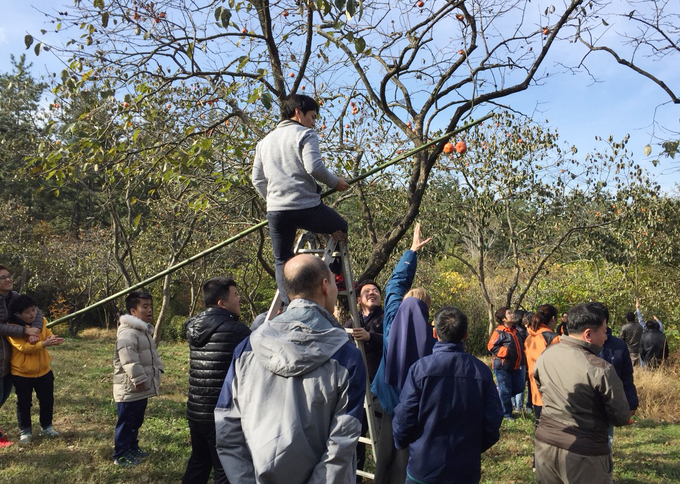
[19,432,32,444]
[41,426,60,437]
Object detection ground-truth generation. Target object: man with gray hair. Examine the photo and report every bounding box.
[215,254,366,484]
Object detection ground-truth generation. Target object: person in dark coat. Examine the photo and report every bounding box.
[620,309,643,366]
[182,277,251,484]
[393,306,503,484]
[344,279,384,480]
[590,302,638,452]
[640,321,669,368]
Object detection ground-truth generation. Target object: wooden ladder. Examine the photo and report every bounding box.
[266,231,379,481]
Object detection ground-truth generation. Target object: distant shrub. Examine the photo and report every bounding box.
[635,355,680,423]
[163,315,188,342]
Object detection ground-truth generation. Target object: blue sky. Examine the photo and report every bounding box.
[2,1,679,191]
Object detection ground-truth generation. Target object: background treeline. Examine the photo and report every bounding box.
[1,57,679,354]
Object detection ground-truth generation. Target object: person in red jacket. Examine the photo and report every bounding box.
[487,307,524,421]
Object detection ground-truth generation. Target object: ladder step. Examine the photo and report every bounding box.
[296,249,326,254]
[357,470,375,479]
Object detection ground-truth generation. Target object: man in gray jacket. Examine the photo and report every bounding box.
[252,94,351,303]
[215,254,366,484]
[534,303,631,484]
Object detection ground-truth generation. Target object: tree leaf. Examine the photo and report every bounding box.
[34,42,42,56]
[25,35,33,49]
[355,37,366,54]
[101,12,109,28]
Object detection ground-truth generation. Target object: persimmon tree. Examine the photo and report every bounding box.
[419,113,658,332]
[25,0,679,283]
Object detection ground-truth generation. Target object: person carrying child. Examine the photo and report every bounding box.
[112,290,164,467]
[6,295,64,444]
[252,94,351,304]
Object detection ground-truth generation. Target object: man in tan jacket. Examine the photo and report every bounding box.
[112,290,164,467]
[534,303,631,484]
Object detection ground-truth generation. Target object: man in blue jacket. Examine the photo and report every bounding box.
[590,302,638,452]
[393,306,503,484]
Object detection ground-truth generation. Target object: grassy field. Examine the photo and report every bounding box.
[1,331,679,483]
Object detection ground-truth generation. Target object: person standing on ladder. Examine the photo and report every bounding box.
[252,94,351,304]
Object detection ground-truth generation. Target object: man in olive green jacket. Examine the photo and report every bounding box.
[534,303,631,484]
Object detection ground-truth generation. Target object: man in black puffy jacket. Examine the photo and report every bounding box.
[182,277,251,484]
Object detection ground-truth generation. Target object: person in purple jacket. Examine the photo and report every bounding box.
[393,306,503,484]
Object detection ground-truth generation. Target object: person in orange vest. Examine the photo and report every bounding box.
[487,307,524,421]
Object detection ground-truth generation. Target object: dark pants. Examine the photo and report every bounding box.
[13,371,54,432]
[494,368,525,418]
[374,413,408,484]
[533,405,543,469]
[114,398,148,459]
[0,374,13,408]
[182,419,229,484]
[267,203,348,304]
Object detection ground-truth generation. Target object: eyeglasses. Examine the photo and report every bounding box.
[0,274,12,281]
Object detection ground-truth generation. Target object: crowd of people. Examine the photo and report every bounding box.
[0,93,673,483]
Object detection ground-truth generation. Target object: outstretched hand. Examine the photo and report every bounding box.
[410,222,432,252]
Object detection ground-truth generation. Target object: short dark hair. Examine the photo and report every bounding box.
[646,320,660,330]
[625,311,635,322]
[202,277,237,307]
[434,306,468,343]
[282,94,319,119]
[0,265,8,273]
[530,311,549,332]
[567,303,606,335]
[283,256,330,299]
[494,306,508,324]
[588,301,609,324]
[357,279,381,295]
[513,310,525,324]
[8,294,37,316]
[125,290,153,313]
[537,304,558,323]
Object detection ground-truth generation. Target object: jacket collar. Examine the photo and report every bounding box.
[119,314,153,333]
[287,298,342,329]
[561,335,602,355]
[495,324,516,333]
[433,341,465,353]
[204,306,239,321]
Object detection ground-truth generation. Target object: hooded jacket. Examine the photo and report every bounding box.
[524,325,560,406]
[534,336,630,456]
[371,250,419,416]
[252,119,339,212]
[113,314,164,403]
[0,291,43,378]
[185,307,251,422]
[214,298,366,484]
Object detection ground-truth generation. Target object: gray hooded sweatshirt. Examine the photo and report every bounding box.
[252,120,339,212]
[215,299,366,484]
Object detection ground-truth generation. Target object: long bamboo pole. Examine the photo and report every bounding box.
[48,113,492,327]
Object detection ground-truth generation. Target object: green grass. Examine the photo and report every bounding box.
[1,335,679,483]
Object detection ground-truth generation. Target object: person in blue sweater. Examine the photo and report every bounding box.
[370,223,432,484]
[393,306,503,484]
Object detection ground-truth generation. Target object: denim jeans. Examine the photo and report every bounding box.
[512,365,527,410]
[267,203,347,304]
[494,368,525,418]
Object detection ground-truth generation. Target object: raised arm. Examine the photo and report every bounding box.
[382,223,432,337]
